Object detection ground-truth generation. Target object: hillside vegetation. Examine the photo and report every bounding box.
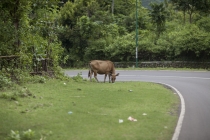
[0,0,210,84]
[142,0,164,8]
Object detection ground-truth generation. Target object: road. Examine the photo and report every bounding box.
[65,70,210,140]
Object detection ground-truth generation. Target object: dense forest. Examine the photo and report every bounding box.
[0,0,210,71]
[142,0,164,8]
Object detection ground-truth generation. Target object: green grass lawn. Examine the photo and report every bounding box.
[0,79,180,140]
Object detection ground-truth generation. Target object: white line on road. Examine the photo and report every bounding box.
[155,82,185,140]
[67,74,210,80]
[120,75,210,80]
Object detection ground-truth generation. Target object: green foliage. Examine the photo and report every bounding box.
[0,0,63,80]
[0,68,47,85]
[32,76,46,84]
[196,17,210,32]
[156,23,210,61]
[22,129,35,140]
[0,73,12,89]
[149,2,168,43]
[6,130,20,140]
[52,66,71,80]
[105,33,135,61]
[1,0,210,70]
[0,68,50,93]
[72,72,85,82]
[6,129,35,140]
[0,86,34,101]
[142,0,165,8]
[0,92,18,101]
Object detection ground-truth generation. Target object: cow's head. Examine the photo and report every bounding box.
[110,73,119,83]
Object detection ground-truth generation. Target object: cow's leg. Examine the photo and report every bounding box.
[104,74,107,83]
[89,70,93,82]
[94,72,99,82]
[109,73,112,83]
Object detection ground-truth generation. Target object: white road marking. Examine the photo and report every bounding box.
[120,75,210,80]
[155,82,185,140]
[67,74,210,80]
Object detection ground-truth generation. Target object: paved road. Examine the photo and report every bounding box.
[65,70,210,140]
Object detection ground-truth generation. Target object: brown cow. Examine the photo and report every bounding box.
[88,60,119,83]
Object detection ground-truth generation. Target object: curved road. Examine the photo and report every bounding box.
[65,70,210,140]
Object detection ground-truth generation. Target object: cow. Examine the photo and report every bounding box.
[88,60,119,83]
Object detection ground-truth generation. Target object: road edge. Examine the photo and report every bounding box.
[155,82,185,140]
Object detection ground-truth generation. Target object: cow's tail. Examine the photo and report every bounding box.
[88,61,91,78]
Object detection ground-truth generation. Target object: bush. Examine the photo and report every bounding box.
[6,130,20,140]
[72,72,84,82]
[0,73,12,89]
[32,76,46,83]
[6,129,35,140]
[53,66,71,80]
[22,129,35,140]
[0,87,33,101]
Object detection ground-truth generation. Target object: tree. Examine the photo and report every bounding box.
[171,0,188,23]
[0,0,30,56]
[58,0,102,66]
[195,0,210,15]
[105,33,136,61]
[171,0,210,23]
[0,0,63,73]
[149,2,168,44]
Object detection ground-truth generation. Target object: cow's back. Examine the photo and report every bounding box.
[90,60,114,74]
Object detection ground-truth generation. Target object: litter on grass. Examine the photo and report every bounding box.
[69,96,85,98]
[129,90,133,92]
[128,116,137,121]
[119,119,123,123]
[68,111,73,114]
[14,101,19,105]
[142,113,147,116]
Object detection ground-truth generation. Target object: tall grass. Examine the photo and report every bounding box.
[0,79,179,140]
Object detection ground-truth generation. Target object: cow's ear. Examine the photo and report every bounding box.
[116,73,119,76]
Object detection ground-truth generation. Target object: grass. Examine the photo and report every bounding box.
[0,79,180,140]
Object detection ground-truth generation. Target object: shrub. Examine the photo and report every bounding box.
[22,129,35,140]
[72,72,84,82]
[0,92,18,100]
[0,73,12,89]
[32,76,46,83]
[6,130,20,140]
[6,129,35,140]
[0,87,33,101]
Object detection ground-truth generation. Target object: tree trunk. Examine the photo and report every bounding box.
[13,0,20,68]
[111,0,114,14]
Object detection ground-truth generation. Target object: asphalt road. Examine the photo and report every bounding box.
[65,70,210,140]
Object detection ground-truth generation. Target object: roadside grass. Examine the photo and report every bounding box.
[0,79,180,140]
